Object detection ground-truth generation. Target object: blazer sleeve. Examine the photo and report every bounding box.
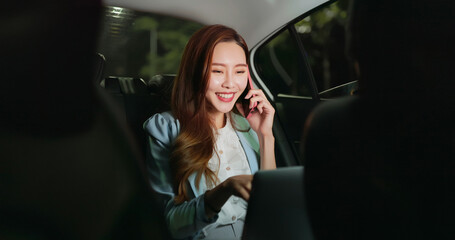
[143,112,218,239]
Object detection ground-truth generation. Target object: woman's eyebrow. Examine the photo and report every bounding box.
[211,63,247,67]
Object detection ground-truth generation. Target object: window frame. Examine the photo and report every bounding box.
[249,0,338,102]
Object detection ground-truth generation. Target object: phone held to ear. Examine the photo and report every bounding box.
[238,69,257,119]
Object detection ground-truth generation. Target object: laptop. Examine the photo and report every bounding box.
[241,166,314,239]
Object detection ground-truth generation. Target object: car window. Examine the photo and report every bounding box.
[254,28,313,98]
[97,6,204,80]
[254,0,356,99]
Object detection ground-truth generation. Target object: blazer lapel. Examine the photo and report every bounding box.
[233,113,260,173]
[236,129,260,173]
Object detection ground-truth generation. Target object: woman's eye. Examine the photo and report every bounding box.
[212,70,222,74]
[236,71,246,74]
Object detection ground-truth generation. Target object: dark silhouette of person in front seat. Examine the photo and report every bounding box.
[302,0,455,239]
[0,0,169,239]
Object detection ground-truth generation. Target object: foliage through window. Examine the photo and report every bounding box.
[97,6,204,81]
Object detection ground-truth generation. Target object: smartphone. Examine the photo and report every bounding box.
[238,69,257,119]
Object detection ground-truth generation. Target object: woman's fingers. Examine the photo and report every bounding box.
[249,95,273,114]
[242,88,275,136]
[245,89,272,111]
[228,175,253,201]
[237,187,251,201]
[244,89,266,99]
[256,102,265,114]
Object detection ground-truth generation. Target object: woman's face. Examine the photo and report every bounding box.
[205,41,248,118]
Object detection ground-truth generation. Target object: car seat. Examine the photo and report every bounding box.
[100,73,175,159]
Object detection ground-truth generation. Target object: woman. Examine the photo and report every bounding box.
[144,24,276,239]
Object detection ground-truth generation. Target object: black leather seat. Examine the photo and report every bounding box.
[100,74,175,159]
[104,76,149,95]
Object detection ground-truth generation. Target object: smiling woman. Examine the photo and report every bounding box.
[143,24,276,239]
[205,42,249,126]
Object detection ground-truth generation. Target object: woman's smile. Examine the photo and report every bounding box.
[216,92,236,102]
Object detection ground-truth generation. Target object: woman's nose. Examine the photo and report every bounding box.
[221,72,234,88]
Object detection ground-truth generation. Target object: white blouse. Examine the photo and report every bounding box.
[207,117,252,226]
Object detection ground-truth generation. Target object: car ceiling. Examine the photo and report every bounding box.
[103,0,328,49]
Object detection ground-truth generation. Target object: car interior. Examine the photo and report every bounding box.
[91,3,350,239]
[4,0,453,239]
[1,0,352,239]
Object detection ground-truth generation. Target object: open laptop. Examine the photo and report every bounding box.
[241,166,314,239]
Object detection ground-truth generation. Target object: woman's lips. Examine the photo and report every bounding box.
[216,92,235,102]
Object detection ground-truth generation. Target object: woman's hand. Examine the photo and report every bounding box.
[236,89,275,137]
[236,89,276,170]
[223,174,253,201]
[204,175,253,217]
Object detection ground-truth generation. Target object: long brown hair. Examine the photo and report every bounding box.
[170,24,249,203]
